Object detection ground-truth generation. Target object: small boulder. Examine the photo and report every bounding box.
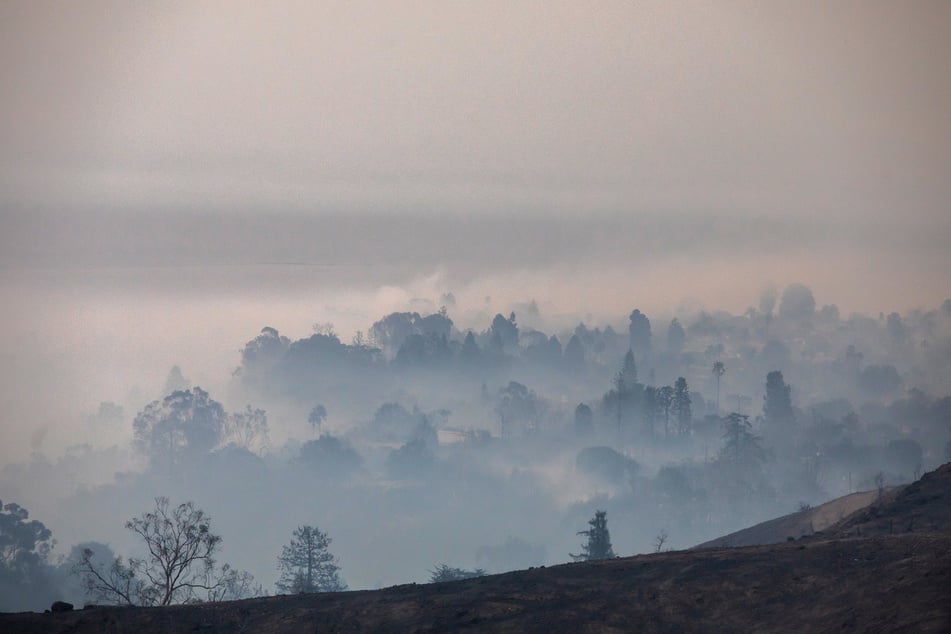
[51,601,74,613]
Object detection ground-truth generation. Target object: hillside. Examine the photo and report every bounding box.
[3,463,950,633]
[2,534,949,633]
[820,462,951,539]
[694,488,895,549]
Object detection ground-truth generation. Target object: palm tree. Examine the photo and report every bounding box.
[712,361,726,414]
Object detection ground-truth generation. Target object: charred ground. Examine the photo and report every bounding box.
[3,463,950,633]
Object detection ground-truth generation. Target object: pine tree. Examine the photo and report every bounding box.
[571,510,616,561]
[620,350,638,386]
[719,413,767,468]
[612,350,639,434]
[658,385,674,437]
[672,377,692,435]
[276,525,346,594]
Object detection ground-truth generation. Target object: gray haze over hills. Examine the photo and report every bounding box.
[1,1,950,613]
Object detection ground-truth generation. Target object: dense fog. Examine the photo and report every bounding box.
[2,281,950,610]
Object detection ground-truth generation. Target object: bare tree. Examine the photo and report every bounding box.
[653,529,669,553]
[75,497,251,606]
[224,405,270,452]
[875,471,885,500]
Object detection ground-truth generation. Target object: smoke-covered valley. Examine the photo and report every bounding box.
[2,256,950,609]
[2,0,950,616]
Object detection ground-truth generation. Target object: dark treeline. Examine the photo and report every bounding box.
[2,285,950,612]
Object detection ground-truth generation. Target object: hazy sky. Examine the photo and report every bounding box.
[1,2,950,460]
[2,1,949,218]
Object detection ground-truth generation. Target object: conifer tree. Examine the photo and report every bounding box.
[672,377,692,435]
[763,370,794,427]
[276,525,346,594]
[571,510,615,561]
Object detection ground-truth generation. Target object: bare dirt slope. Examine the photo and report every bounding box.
[3,463,949,633]
[821,462,951,539]
[695,488,892,549]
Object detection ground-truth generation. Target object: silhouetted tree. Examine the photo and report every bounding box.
[133,387,227,472]
[276,525,346,594]
[672,377,692,435]
[571,510,615,561]
[460,331,481,365]
[395,332,452,367]
[386,437,435,478]
[163,365,190,395]
[298,435,363,477]
[490,312,519,351]
[885,312,906,342]
[545,335,563,365]
[496,381,540,437]
[779,283,816,321]
[369,312,421,355]
[417,310,453,340]
[629,309,652,359]
[620,349,638,386]
[712,361,726,414]
[564,333,585,370]
[574,403,594,434]
[719,413,767,469]
[224,405,269,451]
[308,404,327,438]
[0,500,55,612]
[642,385,658,437]
[666,318,685,356]
[658,385,674,437]
[372,403,437,445]
[76,497,250,606]
[763,371,794,427]
[237,326,290,378]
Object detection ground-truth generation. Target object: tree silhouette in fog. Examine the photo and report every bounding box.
[763,371,794,428]
[276,525,346,594]
[628,309,652,360]
[0,500,54,612]
[133,387,227,472]
[308,404,327,438]
[76,497,254,606]
[712,361,726,414]
[571,510,615,561]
